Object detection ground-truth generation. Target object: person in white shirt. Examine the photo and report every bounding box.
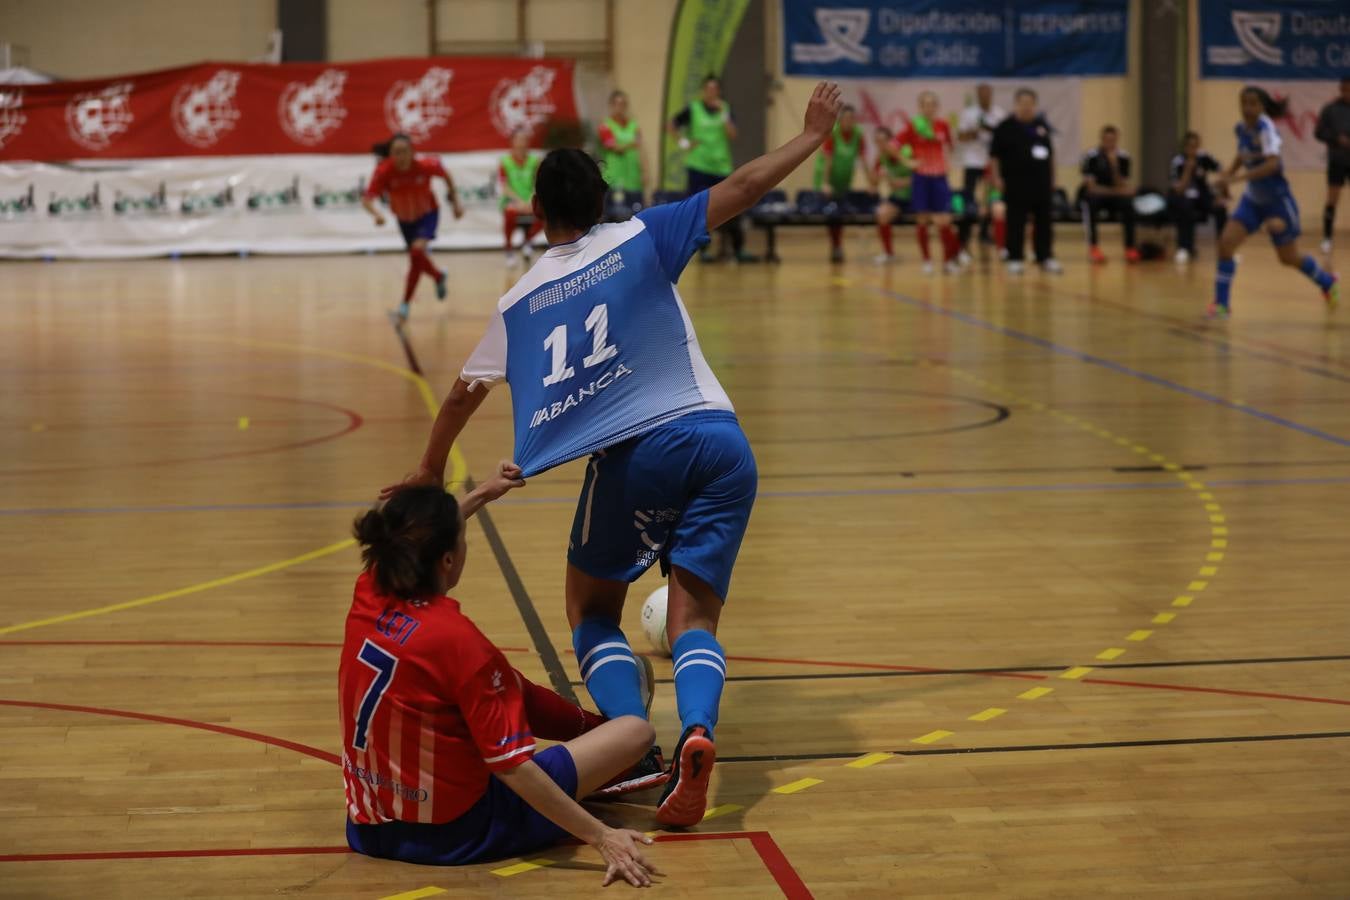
[955,83,1007,262]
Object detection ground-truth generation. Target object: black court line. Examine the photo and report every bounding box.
[572,653,1350,687]
[717,730,1350,763]
[465,476,577,704]
[752,457,1350,481]
[391,318,424,376]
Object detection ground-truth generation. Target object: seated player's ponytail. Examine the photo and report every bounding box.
[353,485,462,600]
[372,132,414,159]
[1241,86,1289,119]
[535,148,609,233]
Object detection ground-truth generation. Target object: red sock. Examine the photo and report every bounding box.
[917,223,931,261]
[994,218,1007,249]
[940,225,959,262]
[503,209,518,249]
[410,246,442,282]
[403,254,422,302]
[829,223,843,249]
[514,669,605,740]
[879,223,893,255]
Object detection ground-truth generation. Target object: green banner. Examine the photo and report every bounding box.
[659,0,753,190]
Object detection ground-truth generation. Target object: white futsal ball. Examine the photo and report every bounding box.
[641,585,671,656]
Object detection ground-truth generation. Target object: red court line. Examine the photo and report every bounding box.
[0,393,363,478]
[1081,676,1350,707]
[0,640,530,653]
[724,653,1045,681]
[0,698,340,766]
[0,832,814,898]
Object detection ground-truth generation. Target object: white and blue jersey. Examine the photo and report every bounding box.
[1232,114,1301,244]
[461,190,731,477]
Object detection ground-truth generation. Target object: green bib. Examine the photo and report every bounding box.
[600,117,642,193]
[685,100,733,177]
[879,146,914,199]
[815,122,863,191]
[500,153,540,209]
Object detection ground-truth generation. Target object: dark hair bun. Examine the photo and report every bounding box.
[353,486,461,600]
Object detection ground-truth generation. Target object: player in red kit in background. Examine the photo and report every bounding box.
[898,91,961,275]
[340,468,661,886]
[362,133,464,324]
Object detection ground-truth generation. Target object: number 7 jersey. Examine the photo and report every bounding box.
[460,191,734,477]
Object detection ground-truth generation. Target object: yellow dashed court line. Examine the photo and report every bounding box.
[1187,580,1209,592]
[237,416,250,430]
[773,777,823,794]
[911,730,954,745]
[1153,612,1177,624]
[1060,666,1094,680]
[846,752,895,769]
[1096,648,1126,660]
[1018,686,1054,700]
[702,803,743,820]
[1173,595,1194,607]
[379,888,448,900]
[493,858,557,878]
[1127,630,1153,641]
[968,707,1006,722]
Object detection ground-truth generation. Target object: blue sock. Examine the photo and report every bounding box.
[671,630,726,741]
[1300,255,1335,291]
[1215,257,1236,307]
[572,617,646,720]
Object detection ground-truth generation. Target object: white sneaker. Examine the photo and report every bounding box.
[873,252,896,265]
[999,247,1009,261]
[943,260,962,275]
[1322,239,1334,255]
[1040,258,1064,275]
[957,250,973,268]
[921,261,935,275]
[505,251,520,268]
[1006,260,1025,275]
[522,244,534,264]
[1174,248,1191,264]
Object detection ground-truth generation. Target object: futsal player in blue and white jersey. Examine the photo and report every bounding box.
[384,81,844,826]
[1209,86,1339,319]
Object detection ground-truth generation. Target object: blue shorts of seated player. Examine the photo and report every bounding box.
[346,745,576,865]
[567,410,757,601]
[1231,191,1301,247]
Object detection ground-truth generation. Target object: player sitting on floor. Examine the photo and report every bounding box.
[340,469,660,886]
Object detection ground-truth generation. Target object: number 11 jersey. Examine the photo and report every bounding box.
[460,191,734,477]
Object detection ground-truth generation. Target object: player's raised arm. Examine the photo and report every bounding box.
[705,81,841,230]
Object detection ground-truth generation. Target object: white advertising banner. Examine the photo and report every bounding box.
[836,78,1083,166]
[0,152,510,259]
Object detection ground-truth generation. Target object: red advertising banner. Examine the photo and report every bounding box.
[0,57,576,161]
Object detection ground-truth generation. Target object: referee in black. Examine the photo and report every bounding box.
[990,88,1061,274]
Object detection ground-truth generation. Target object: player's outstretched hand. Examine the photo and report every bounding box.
[478,460,526,503]
[452,199,465,220]
[596,827,656,887]
[803,81,842,142]
[378,466,440,501]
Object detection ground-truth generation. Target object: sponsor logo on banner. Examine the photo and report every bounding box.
[0,184,36,217]
[48,184,102,218]
[384,67,454,141]
[279,69,348,146]
[172,70,243,148]
[180,184,234,216]
[1200,1,1350,79]
[313,176,366,210]
[246,177,302,212]
[0,89,26,150]
[114,184,169,216]
[489,66,558,137]
[1207,11,1283,66]
[66,82,134,151]
[791,8,873,65]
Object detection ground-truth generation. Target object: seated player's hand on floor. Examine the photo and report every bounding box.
[595,826,657,888]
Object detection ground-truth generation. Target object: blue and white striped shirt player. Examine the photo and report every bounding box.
[460,191,730,477]
[1231,113,1301,244]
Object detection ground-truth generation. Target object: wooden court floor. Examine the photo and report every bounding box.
[2,227,1349,898]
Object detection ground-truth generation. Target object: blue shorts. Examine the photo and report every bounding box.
[568,410,757,601]
[909,173,953,214]
[345,745,576,866]
[398,209,439,247]
[1233,192,1301,246]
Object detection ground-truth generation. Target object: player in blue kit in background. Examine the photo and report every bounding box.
[1209,86,1339,319]
[383,81,844,826]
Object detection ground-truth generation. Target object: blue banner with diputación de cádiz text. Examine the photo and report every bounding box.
[781,0,1129,79]
[1199,0,1350,81]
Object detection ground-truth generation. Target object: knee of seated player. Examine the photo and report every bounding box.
[607,714,656,754]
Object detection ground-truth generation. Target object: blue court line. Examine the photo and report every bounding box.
[873,286,1350,450]
[4,475,1350,517]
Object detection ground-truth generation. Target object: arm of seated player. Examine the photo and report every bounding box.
[458,461,525,519]
[495,762,655,887]
[706,81,841,231]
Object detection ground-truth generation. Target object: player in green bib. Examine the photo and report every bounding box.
[872,125,915,265]
[599,90,644,197]
[669,75,757,262]
[500,129,543,267]
[813,104,867,262]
